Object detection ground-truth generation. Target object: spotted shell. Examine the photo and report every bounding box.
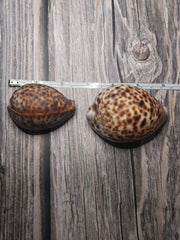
[87,85,167,143]
[8,84,75,133]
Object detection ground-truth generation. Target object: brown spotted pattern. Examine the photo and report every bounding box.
[87,85,167,143]
[8,84,75,133]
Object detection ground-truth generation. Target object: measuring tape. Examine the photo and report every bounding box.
[9,79,180,90]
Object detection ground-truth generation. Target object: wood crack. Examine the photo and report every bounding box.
[40,135,51,240]
[116,55,124,83]
[82,187,88,240]
[111,0,116,56]
[113,148,123,240]
[119,201,124,240]
[94,183,100,240]
[134,0,141,38]
[130,148,140,240]
[94,147,100,240]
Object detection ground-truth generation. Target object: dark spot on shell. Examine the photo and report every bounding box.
[40,101,45,106]
[119,104,124,109]
[51,101,58,109]
[133,100,138,105]
[120,111,125,117]
[95,124,100,129]
[106,112,110,118]
[45,106,49,112]
[140,118,146,128]
[103,103,107,108]
[121,130,127,135]
[117,135,123,139]
[115,86,120,90]
[144,112,147,116]
[134,96,138,101]
[134,115,141,122]
[133,126,138,131]
[108,133,114,138]
[139,100,145,107]
[128,86,133,89]
[127,119,132,124]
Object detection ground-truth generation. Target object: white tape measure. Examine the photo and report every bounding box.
[9,79,180,90]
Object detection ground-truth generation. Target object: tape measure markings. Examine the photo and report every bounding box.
[9,79,180,90]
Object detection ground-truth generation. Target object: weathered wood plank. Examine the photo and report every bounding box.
[47,1,136,239]
[0,1,50,239]
[131,91,180,240]
[126,0,180,238]
[48,0,180,240]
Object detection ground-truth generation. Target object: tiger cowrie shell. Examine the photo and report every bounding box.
[8,84,75,134]
[87,85,167,144]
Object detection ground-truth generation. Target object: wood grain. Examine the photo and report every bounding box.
[0,0,180,240]
[0,1,50,240]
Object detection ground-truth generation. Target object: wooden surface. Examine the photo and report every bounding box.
[0,1,180,239]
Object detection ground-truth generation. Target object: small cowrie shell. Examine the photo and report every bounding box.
[8,84,75,134]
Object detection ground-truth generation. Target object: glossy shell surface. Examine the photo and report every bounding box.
[87,85,167,143]
[8,84,75,133]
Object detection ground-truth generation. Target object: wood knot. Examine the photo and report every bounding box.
[132,42,150,61]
